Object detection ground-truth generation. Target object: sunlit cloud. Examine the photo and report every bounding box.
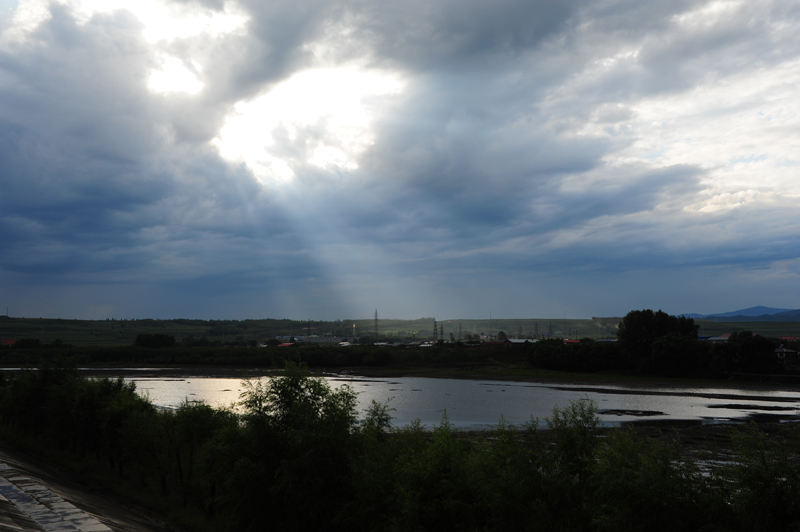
[212,67,405,184]
[4,0,246,95]
[77,0,248,43]
[5,0,247,43]
[672,0,743,29]
[148,53,203,94]
[1,0,48,43]
[576,50,800,215]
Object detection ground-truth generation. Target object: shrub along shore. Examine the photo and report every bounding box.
[0,361,798,531]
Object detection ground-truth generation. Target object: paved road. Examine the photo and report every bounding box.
[0,445,180,532]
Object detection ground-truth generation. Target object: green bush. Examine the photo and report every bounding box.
[2,368,800,532]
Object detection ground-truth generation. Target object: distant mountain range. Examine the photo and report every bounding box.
[681,306,800,322]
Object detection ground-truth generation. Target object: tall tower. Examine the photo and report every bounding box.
[374,309,379,343]
[433,319,438,341]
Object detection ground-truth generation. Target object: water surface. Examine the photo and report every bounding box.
[120,371,800,429]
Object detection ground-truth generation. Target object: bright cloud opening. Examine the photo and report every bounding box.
[4,0,246,94]
[6,0,248,43]
[74,0,248,43]
[212,67,405,184]
[148,54,203,94]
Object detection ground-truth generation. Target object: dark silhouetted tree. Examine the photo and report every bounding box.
[617,310,697,362]
[134,334,175,348]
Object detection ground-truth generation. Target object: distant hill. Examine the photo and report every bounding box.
[682,306,800,322]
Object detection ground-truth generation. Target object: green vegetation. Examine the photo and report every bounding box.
[527,310,800,378]
[696,319,800,338]
[0,315,640,346]
[1,311,799,384]
[617,309,698,358]
[133,333,176,348]
[1,363,799,531]
[3,313,800,348]
[0,332,794,384]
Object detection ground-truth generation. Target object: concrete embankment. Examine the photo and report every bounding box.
[0,445,178,532]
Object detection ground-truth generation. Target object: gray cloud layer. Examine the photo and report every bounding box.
[1,0,798,319]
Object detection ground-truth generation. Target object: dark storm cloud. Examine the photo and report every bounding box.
[343,0,583,69]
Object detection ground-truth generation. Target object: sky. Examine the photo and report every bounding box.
[1,0,799,321]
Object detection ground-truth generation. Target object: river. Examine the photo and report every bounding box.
[115,369,800,429]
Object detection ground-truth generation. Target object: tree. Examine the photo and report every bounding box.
[591,430,707,531]
[227,363,359,530]
[617,309,697,361]
[544,399,601,530]
[647,334,710,376]
[722,331,777,373]
[14,338,40,349]
[393,412,475,531]
[134,334,175,348]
